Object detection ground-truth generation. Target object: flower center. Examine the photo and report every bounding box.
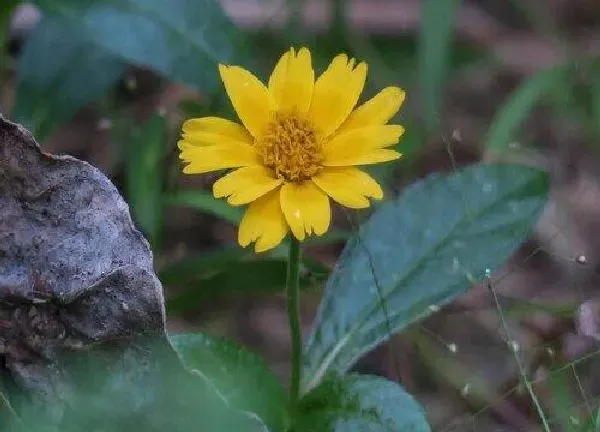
[256,112,322,182]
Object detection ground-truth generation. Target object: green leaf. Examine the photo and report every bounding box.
[167,259,289,311]
[165,189,243,225]
[304,164,549,392]
[169,333,287,432]
[295,374,430,431]
[159,246,249,285]
[166,258,325,312]
[126,114,166,248]
[417,0,461,134]
[592,77,600,136]
[33,0,245,92]
[14,16,125,139]
[485,66,567,155]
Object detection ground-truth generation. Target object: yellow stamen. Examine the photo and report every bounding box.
[256,112,322,182]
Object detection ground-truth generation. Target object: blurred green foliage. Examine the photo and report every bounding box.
[14,15,126,139]
[485,65,569,155]
[417,0,461,135]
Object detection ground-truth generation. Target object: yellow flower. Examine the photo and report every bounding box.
[179,47,405,252]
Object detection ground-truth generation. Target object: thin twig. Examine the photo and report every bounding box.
[571,364,592,418]
[486,277,552,432]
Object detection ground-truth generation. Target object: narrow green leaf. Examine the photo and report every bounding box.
[417,0,461,133]
[304,164,549,392]
[485,65,567,155]
[14,16,125,139]
[592,78,600,136]
[167,259,289,311]
[166,258,325,312]
[170,333,287,432]
[165,190,243,225]
[295,374,430,431]
[126,114,166,248]
[159,246,249,285]
[33,0,245,92]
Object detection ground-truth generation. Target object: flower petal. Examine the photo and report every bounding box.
[312,167,383,209]
[180,141,260,174]
[238,189,288,252]
[323,149,402,167]
[219,64,276,137]
[308,54,367,138]
[338,86,406,132]
[280,182,330,241]
[182,117,252,145]
[213,166,283,206]
[322,125,405,165]
[268,47,314,114]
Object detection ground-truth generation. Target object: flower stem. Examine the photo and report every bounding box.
[286,238,302,409]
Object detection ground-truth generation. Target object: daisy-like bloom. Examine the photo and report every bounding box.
[179,48,405,252]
